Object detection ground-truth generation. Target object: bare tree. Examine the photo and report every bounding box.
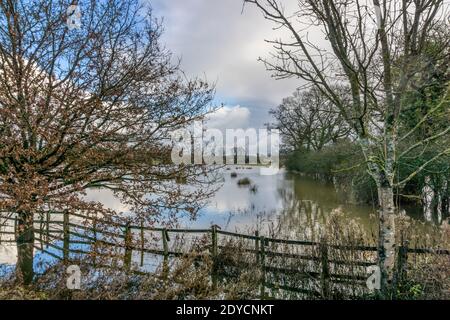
[271,87,351,152]
[245,0,450,295]
[0,0,215,283]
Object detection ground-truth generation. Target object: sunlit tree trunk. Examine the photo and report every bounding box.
[377,185,396,296]
[422,177,435,222]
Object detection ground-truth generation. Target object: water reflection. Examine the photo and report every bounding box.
[77,168,442,232]
[0,167,445,269]
[185,168,431,235]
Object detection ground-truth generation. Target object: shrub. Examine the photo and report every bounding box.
[237,178,252,186]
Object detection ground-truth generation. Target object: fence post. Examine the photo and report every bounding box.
[140,220,145,267]
[320,240,330,299]
[260,236,266,299]
[14,216,18,240]
[211,225,218,258]
[92,215,98,268]
[123,222,132,271]
[162,228,170,278]
[162,228,169,257]
[211,225,220,288]
[39,213,44,249]
[93,215,97,243]
[46,210,50,247]
[63,210,70,264]
[255,231,260,264]
[395,239,409,291]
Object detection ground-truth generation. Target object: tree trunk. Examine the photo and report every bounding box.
[422,176,434,222]
[377,186,396,297]
[444,180,450,219]
[16,212,35,285]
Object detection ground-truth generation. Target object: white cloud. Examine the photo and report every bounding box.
[205,105,251,131]
[150,0,305,127]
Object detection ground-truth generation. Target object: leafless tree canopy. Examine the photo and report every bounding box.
[245,0,449,294]
[0,0,216,224]
[271,87,351,152]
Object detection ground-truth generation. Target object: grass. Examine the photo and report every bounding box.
[237,178,252,186]
[1,211,448,300]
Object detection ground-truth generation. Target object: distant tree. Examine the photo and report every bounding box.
[245,0,450,295]
[0,0,215,283]
[271,87,351,152]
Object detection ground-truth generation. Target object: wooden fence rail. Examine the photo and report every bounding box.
[1,210,449,298]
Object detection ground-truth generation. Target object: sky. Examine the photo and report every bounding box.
[150,0,303,130]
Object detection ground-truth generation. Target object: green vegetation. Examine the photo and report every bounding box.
[285,142,377,204]
[237,178,252,186]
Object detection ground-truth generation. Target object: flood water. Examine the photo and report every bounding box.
[83,167,437,234]
[181,167,433,235]
[0,167,444,267]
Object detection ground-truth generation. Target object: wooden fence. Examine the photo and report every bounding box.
[1,211,449,298]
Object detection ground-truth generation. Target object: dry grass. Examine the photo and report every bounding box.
[0,211,448,300]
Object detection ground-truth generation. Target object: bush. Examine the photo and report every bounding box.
[237,178,252,186]
[286,141,359,179]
